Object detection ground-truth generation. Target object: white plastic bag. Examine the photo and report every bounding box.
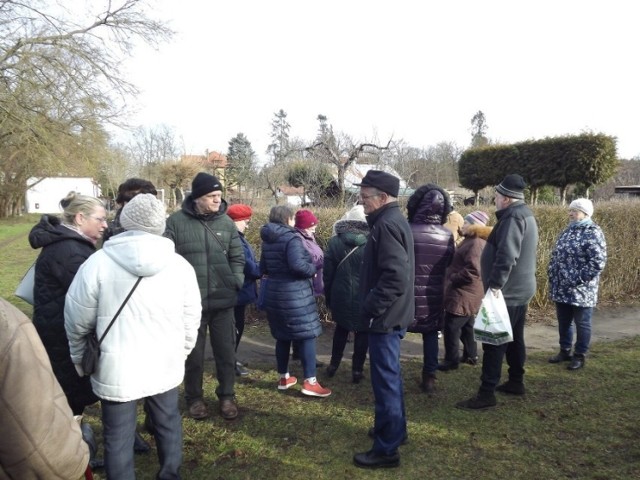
[473,290,513,345]
[14,263,35,305]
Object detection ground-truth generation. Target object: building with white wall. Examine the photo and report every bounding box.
[25,177,101,214]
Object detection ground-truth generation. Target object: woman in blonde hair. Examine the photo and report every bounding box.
[29,192,107,415]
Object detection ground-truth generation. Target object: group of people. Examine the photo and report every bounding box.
[3,169,608,476]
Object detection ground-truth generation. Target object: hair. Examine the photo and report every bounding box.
[269,205,295,225]
[115,178,157,205]
[59,192,104,225]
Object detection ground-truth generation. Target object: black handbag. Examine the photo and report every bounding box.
[81,276,142,375]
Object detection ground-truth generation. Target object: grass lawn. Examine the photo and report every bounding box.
[2,217,639,479]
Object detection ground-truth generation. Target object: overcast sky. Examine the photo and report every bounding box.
[121,0,639,163]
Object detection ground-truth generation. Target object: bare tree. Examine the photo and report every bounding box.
[0,0,172,217]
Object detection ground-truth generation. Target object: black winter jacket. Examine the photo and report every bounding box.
[408,189,455,334]
[323,219,369,332]
[259,222,321,341]
[359,202,415,333]
[165,196,245,312]
[28,215,98,412]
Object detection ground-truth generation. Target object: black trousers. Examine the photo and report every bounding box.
[442,311,477,364]
[329,324,369,372]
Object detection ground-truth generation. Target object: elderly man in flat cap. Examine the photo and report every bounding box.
[352,170,415,469]
[456,174,539,410]
[165,173,245,421]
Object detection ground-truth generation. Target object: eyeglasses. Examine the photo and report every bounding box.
[358,193,381,200]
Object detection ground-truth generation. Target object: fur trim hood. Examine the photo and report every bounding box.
[465,224,493,240]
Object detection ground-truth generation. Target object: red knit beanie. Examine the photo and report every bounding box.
[295,209,318,229]
[227,204,252,221]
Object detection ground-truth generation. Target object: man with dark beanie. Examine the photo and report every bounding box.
[165,172,245,420]
[456,174,538,410]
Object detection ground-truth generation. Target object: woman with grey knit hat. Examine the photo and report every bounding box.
[547,198,607,370]
[65,193,201,479]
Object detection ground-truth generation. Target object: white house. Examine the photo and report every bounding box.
[342,164,413,196]
[25,177,101,214]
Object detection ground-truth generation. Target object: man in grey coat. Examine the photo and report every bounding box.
[456,174,539,410]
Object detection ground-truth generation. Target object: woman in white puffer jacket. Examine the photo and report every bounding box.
[65,193,201,480]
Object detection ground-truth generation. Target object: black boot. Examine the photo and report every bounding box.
[495,380,526,395]
[456,391,497,410]
[548,349,572,363]
[352,371,365,384]
[420,372,436,395]
[568,353,585,370]
[437,360,459,371]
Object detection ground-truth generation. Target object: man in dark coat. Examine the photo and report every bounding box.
[352,170,415,469]
[456,174,539,410]
[165,173,245,420]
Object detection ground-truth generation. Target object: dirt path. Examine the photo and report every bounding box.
[234,305,639,367]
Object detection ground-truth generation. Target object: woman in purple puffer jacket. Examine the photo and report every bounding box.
[407,184,455,394]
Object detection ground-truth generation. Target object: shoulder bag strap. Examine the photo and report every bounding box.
[97,276,143,346]
[336,245,360,271]
[199,219,228,255]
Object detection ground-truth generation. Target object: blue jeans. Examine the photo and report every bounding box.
[556,302,593,355]
[276,338,316,378]
[102,388,182,480]
[369,329,407,455]
[421,330,439,375]
[480,304,527,392]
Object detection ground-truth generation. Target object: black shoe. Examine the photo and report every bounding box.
[235,361,249,377]
[549,349,572,363]
[326,364,338,377]
[134,431,151,454]
[367,427,408,445]
[437,361,459,371]
[353,449,400,469]
[456,392,497,410]
[352,371,364,384]
[567,354,585,370]
[420,373,436,394]
[461,355,479,366]
[315,358,325,368]
[495,380,526,395]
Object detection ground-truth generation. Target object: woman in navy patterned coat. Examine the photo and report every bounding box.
[547,198,607,370]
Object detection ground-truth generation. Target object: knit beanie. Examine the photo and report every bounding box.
[227,204,252,221]
[341,205,367,222]
[191,172,223,199]
[120,193,166,235]
[569,198,594,217]
[495,174,526,199]
[295,209,318,229]
[465,210,490,226]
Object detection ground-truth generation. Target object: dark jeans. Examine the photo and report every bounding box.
[276,338,317,379]
[329,324,369,372]
[556,302,593,355]
[479,304,528,393]
[421,330,439,375]
[234,304,246,352]
[102,388,182,480]
[443,312,478,364]
[184,308,236,405]
[369,329,407,456]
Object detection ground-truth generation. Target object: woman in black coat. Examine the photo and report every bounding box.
[29,191,107,414]
[407,184,455,394]
[259,205,331,398]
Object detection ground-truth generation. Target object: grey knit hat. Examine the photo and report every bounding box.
[120,193,166,235]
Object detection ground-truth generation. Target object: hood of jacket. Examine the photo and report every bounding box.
[260,221,296,244]
[465,224,493,241]
[333,219,369,247]
[407,184,451,225]
[29,214,93,249]
[181,194,229,220]
[102,231,176,277]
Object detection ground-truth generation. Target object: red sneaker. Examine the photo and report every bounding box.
[278,376,297,390]
[301,379,332,398]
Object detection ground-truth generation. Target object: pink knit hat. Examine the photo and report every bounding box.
[465,210,490,226]
[295,209,318,229]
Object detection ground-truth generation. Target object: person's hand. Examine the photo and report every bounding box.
[74,363,86,377]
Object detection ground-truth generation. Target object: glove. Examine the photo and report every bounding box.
[75,363,86,377]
